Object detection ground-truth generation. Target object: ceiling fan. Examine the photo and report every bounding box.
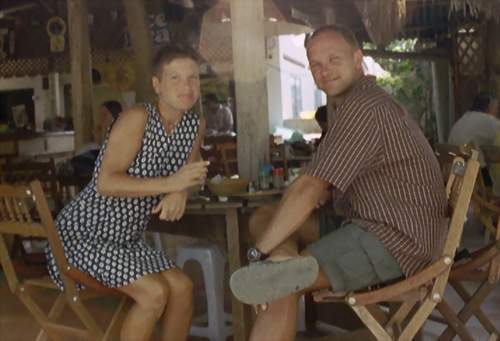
[0,3,37,21]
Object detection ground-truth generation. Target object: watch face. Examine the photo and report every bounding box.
[247,247,260,261]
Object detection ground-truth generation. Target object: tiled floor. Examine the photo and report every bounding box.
[1,222,499,341]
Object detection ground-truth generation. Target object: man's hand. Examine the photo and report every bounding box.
[152,191,188,221]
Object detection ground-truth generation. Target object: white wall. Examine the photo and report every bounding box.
[0,75,51,131]
[266,36,283,133]
[266,34,326,134]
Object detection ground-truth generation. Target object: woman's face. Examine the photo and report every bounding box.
[152,57,200,116]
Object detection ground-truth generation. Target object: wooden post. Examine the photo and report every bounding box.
[230,0,269,181]
[432,60,452,142]
[123,0,155,102]
[67,0,94,150]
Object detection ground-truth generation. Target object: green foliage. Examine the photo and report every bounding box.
[365,39,437,143]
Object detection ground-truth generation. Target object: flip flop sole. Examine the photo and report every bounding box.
[229,256,319,305]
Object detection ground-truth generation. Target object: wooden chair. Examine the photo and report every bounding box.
[216,141,238,176]
[1,158,62,212]
[0,180,130,340]
[433,190,500,340]
[1,159,63,267]
[312,152,480,340]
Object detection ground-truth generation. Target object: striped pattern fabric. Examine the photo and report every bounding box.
[306,76,447,277]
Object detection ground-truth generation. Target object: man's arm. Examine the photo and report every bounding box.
[255,175,331,254]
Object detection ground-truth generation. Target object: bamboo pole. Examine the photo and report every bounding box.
[67,0,94,149]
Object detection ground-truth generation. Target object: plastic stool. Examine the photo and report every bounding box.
[176,241,232,341]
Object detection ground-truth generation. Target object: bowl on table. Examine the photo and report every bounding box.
[206,178,250,197]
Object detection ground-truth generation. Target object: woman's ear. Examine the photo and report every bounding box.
[152,76,160,95]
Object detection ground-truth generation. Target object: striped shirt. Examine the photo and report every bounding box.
[306,76,447,277]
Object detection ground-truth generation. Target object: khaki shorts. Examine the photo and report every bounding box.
[307,214,402,292]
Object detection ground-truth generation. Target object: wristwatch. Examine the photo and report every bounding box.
[247,247,268,262]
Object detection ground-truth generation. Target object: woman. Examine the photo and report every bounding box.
[46,45,208,341]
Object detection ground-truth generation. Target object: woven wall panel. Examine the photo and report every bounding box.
[0,58,50,78]
[455,21,484,77]
[0,49,133,78]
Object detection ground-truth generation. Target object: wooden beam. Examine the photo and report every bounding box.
[67,0,94,149]
[123,0,155,102]
[264,21,312,37]
[231,0,270,182]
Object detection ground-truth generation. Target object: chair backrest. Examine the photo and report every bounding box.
[216,141,238,176]
[0,182,52,293]
[435,151,480,290]
[1,159,62,211]
[0,181,111,296]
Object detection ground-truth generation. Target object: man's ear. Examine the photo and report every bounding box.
[354,49,363,70]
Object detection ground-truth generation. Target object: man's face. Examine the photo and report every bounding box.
[307,31,363,97]
[152,57,200,114]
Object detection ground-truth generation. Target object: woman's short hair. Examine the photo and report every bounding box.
[152,44,199,79]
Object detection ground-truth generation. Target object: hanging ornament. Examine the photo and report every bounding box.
[46,16,66,52]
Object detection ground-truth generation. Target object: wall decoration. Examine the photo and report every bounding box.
[46,16,66,52]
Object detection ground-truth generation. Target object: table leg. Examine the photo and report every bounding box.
[225,208,250,341]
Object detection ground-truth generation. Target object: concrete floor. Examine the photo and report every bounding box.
[1,222,499,341]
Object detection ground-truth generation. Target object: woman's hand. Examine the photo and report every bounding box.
[152,191,188,221]
[166,161,209,192]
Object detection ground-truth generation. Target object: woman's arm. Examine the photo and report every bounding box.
[97,106,207,197]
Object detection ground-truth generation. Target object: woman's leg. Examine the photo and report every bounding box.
[159,268,194,341]
[117,273,169,341]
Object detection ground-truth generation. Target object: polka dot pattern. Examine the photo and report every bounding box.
[46,103,199,289]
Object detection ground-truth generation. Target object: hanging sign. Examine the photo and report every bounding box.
[46,16,66,52]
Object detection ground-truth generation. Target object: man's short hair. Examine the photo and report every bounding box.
[152,44,199,79]
[305,24,360,50]
[471,92,497,112]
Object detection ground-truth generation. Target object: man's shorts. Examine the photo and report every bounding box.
[307,211,403,292]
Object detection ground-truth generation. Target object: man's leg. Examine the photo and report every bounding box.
[247,205,330,341]
[248,204,320,258]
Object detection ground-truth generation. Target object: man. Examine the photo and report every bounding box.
[448,92,499,184]
[230,25,447,341]
[204,92,234,135]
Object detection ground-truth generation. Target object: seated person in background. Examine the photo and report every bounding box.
[94,100,123,145]
[448,92,499,185]
[204,92,234,135]
[72,101,124,176]
[314,105,328,146]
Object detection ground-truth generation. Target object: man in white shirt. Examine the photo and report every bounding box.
[204,93,234,135]
[448,92,499,170]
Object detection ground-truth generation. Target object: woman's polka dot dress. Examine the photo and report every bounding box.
[46,103,199,289]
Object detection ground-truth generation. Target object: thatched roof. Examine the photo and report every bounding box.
[449,0,500,21]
